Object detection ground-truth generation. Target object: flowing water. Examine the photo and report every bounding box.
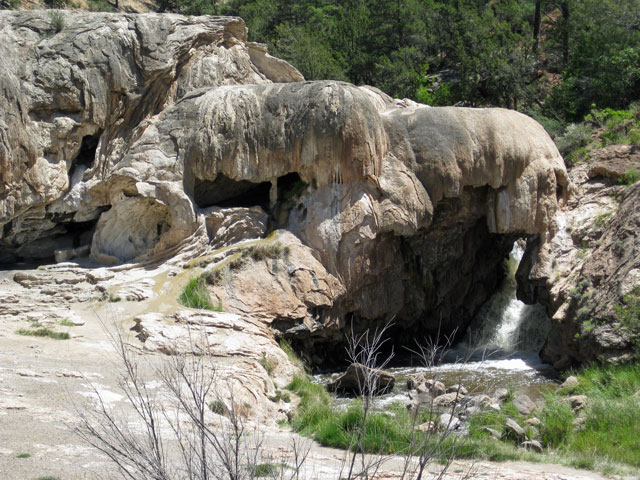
[316,242,557,406]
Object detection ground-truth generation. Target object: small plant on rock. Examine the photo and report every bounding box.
[178,277,214,310]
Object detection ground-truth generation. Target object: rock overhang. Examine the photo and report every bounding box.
[0,11,569,359]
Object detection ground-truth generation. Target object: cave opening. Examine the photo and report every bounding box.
[69,130,102,179]
[0,209,107,267]
[194,174,272,209]
[277,172,306,202]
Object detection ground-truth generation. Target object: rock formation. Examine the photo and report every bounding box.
[518,145,640,367]
[0,11,569,365]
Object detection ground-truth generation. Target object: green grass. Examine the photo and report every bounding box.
[59,319,76,327]
[250,463,287,477]
[618,165,640,186]
[279,338,306,371]
[16,328,70,340]
[16,453,31,458]
[470,364,640,472]
[287,374,427,455]
[178,277,216,310]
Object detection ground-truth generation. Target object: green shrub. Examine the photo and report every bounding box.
[16,328,70,340]
[178,277,214,310]
[16,453,31,459]
[202,267,225,285]
[208,400,227,415]
[279,338,305,371]
[614,287,640,344]
[555,123,593,158]
[618,165,640,186]
[249,463,286,477]
[48,11,65,33]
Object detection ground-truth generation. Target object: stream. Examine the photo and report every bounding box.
[315,242,558,409]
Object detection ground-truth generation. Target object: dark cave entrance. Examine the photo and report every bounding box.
[69,130,102,179]
[0,209,108,266]
[194,174,272,209]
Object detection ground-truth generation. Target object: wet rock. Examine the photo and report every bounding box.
[521,440,543,453]
[327,363,395,396]
[513,394,536,416]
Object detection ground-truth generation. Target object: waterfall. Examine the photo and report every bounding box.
[462,242,551,354]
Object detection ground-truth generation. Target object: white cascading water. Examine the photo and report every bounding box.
[461,242,551,354]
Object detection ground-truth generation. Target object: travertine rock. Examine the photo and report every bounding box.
[0,11,569,363]
[518,153,640,366]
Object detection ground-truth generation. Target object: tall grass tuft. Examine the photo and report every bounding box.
[178,277,215,310]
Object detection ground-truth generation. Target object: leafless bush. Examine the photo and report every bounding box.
[74,324,309,480]
[75,318,473,480]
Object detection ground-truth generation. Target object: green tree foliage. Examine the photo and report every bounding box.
[153,0,640,123]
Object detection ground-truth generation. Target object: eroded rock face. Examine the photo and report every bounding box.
[0,12,568,365]
[518,150,640,367]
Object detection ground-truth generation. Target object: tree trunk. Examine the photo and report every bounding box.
[561,0,570,66]
[533,0,542,52]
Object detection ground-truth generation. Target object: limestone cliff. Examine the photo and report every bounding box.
[0,11,568,364]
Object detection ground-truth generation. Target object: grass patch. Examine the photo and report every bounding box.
[249,463,286,477]
[16,328,70,340]
[108,293,121,303]
[59,319,76,327]
[209,400,227,415]
[16,453,31,458]
[287,374,424,454]
[279,338,305,371]
[241,242,290,262]
[178,277,215,310]
[618,165,640,186]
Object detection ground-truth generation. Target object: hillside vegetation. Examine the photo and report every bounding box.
[7,0,640,138]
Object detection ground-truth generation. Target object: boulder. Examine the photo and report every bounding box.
[558,376,579,391]
[438,413,460,430]
[503,418,526,442]
[446,384,468,395]
[327,363,395,396]
[513,394,537,416]
[521,440,543,453]
[482,427,501,440]
[416,421,438,433]
[0,11,570,366]
[568,395,588,412]
[433,392,464,408]
[524,417,541,427]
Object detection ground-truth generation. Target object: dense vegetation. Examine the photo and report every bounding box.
[165,0,640,131]
[11,0,640,131]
